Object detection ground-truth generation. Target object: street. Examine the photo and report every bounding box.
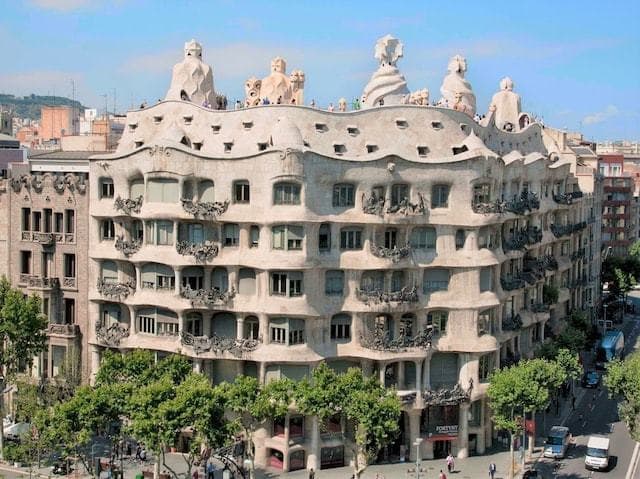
[533,302,640,479]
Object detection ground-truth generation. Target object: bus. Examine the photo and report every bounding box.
[595,329,624,369]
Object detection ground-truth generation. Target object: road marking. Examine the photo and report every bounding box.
[582,420,587,428]
[625,441,640,479]
[598,390,604,398]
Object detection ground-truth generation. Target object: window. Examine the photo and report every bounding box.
[391,184,409,207]
[273,182,301,205]
[137,312,156,335]
[181,223,204,243]
[100,178,114,199]
[182,266,204,290]
[147,178,179,203]
[384,228,398,249]
[478,309,495,335]
[20,251,31,274]
[423,268,450,293]
[431,184,450,208]
[234,181,250,203]
[271,271,303,297]
[101,261,118,283]
[65,210,75,234]
[64,254,76,279]
[417,146,429,157]
[223,223,239,246]
[186,313,203,336]
[238,268,256,295]
[101,220,115,240]
[249,225,260,248]
[361,271,385,292]
[334,144,346,154]
[330,314,351,340]
[318,223,331,251]
[146,220,174,245]
[480,267,493,292]
[130,178,144,199]
[244,316,260,340]
[427,310,448,334]
[43,209,52,233]
[333,184,355,207]
[196,180,214,203]
[340,228,362,250]
[270,318,305,345]
[325,270,344,296]
[473,183,491,206]
[479,354,494,382]
[32,211,42,232]
[142,263,175,290]
[410,227,436,250]
[272,225,304,250]
[455,229,466,250]
[21,208,31,231]
[54,213,63,233]
[63,298,75,324]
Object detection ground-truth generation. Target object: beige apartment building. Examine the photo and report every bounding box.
[84,39,602,472]
[1,151,92,383]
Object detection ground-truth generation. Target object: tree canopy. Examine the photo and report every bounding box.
[605,351,640,441]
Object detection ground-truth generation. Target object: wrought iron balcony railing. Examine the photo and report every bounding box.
[176,240,219,262]
[27,276,60,289]
[501,314,523,331]
[115,236,142,256]
[181,198,229,219]
[550,221,587,238]
[360,326,433,352]
[180,285,236,306]
[472,199,505,215]
[370,243,411,263]
[95,321,129,347]
[500,275,525,291]
[180,330,259,357]
[504,191,540,215]
[114,195,143,215]
[422,383,471,406]
[96,278,136,299]
[570,248,586,261]
[531,303,550,313]
[539,254,558,270]
[553,190,584,205]
[355,286,419,305]
[47,323,80,336]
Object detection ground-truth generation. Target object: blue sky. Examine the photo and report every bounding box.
[1,0,638,141]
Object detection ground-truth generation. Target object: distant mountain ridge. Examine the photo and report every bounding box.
[0,94,86,120]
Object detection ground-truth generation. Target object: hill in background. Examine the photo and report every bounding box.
[0,94,87,120]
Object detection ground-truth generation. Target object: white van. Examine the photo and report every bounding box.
[585,436,610,471]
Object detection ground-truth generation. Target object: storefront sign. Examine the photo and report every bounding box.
[432,424,459,436]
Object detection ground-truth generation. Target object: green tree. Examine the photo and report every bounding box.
[554,348,581,384]
[605,351,640,440]
[337,368,401,479]
[488,361,553,479]
[0,276,48,460]
[220,375,293,479]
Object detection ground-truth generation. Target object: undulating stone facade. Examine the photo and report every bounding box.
[84,37,602,472]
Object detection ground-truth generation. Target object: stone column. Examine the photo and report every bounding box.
[408,410,422,461]
[360,358,374,377]
[307,415,320,471]
[258,362,267,385]
[259,314,270,344]
[127,305,136,333]
[477,399,486,454]
[379,361,387,386]
[283,415,291,471]
[423,355,431,390]
[397,361,405,389]
[193,358,203,373]
[204,267,212,290]
[135,265,141,291]
[457,402,470,459]
[174,267,182,295]
[177,312,185,334]
[236,316,245,340]
[89,345,101,384]
[415,360,424,409]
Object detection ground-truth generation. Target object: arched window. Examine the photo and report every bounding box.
[147,178,179,203]
[101,260,118,283]
[198,180,215,202]
[410,227,436,250]
[330,314,351,340]
[212,267,229,292]
[273,182,301,205]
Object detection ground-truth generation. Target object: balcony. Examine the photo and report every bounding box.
[370,243,411,263]
[96,278,136,299]
[472,199,505,215]
[47,323,80,337]
[500,274,525,291]
[24,275,60,290]
[504,191,540,215]
[530,303,550,313]
[180,330,259,357]
[95,321,129,347]
[114,195,143,215]
[355,286,419,305]
[114,236,142,257]
[553,190,583,205]
[360,326,433,352]
[180,285,236,307]
[422,384,471,406]
[62,277,77,289]
[502,314,523,331]
[550,221,587,238]
[176,240,219,262]
[570,248,586,261]
[181,198,229,219]
[32,232,57,247]
[503,226,542,252]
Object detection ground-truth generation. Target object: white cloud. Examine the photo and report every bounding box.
[582,105,619,125]
[30,0,94,11]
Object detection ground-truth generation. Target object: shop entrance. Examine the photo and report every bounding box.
[433,440,451,459]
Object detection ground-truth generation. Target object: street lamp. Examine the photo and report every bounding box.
[413,438,424,479]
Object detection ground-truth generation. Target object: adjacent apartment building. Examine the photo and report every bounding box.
[84,39,602,472]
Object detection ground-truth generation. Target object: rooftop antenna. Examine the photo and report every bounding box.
[113,88,117,116]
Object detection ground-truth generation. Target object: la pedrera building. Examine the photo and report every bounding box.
[86,37,602,471]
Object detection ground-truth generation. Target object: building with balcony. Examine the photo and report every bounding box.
[86,38,600,472]
[1,150,95,384]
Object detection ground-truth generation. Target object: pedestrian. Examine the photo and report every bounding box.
[192,468,199,479]
[439,469,447,479]
[135,444,141,460]
[489,462,497,479]
[206,461,215,479]
[446,453,454,473]
[308,467,315,479]
[572,395,576,410]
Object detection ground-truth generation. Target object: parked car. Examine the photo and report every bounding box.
[581,370,601,388]
[523,470,539,478]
